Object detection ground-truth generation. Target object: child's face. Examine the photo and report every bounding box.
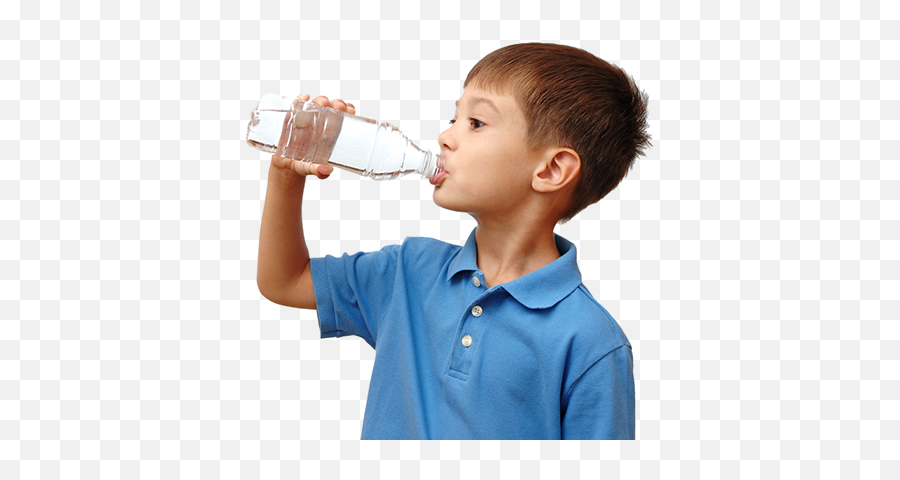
[433,87,546,220]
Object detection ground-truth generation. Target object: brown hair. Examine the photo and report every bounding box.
[464,43,651,222]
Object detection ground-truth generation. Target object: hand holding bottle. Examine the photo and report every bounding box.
[269,94,357,180]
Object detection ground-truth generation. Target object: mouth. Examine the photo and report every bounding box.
[429,170,447,186]
[429,155,448,186]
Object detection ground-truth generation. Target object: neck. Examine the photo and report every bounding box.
[473,220,561,288]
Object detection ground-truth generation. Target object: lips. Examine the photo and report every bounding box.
[429,170,447,185]
[430,155,448,185]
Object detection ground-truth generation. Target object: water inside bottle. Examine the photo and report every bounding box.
[247,95,436,180]
[246,95,298,154]
[327,114,421,180]
[278,108,424,180]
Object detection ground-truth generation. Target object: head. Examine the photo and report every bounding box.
[461,43,651,222]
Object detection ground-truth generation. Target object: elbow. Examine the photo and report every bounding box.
[257,273,316,310]
[257,276,283,306]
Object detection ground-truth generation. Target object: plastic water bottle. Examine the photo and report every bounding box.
[246,94,445,182]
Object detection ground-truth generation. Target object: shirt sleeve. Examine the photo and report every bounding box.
[560,344,635,440]
[309,244,401,348]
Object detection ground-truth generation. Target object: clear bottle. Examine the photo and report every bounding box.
[246,94,444,182]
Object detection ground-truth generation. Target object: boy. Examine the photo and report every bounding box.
[257,43,650,439]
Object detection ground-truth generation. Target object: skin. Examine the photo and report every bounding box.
[256,95,355,309]
[434,87,582,287]
[257,91,581,309]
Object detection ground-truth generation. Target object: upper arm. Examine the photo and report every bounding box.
[258,261,318,310]
[293,261,317,309]
[561,345,635,440]
[309,246,403,346]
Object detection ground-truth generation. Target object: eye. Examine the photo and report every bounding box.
[448,118,485,129]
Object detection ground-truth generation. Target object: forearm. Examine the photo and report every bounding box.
[255,93,352,308]
[257,160,312,304]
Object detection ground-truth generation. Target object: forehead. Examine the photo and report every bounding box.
[455,88,522,117]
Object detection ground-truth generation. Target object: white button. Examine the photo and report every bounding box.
[472,276,481,287]
[471,305,483,317]
[462,335,473,347]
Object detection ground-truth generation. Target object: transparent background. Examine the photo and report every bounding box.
[2,0,897,478]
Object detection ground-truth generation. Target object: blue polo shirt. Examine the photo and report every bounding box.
[310,230,634,439]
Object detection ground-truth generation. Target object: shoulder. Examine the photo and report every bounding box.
[557,285,633,390]
[315,236,460,275]
[398,235,458,253]
[396,235,462,267]
[553,284,631,357]
[574,285,631,347]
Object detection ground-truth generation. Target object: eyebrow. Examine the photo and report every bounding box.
[455,97,500,114]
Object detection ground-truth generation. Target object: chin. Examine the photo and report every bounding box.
[432,190,448,210]
[432,189,465,213]
[432,186,444,204]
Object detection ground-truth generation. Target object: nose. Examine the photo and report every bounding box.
[438,122,455,154]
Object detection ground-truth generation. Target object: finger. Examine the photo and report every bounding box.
[272,154,320,178]
[312,95,331,108]
[332,99,347,111]
[288,159,333,179]
[296,93,311,102]
[313,164,334,180]
[291,161,332,179]
[289,159,319,177]
[271,154,292,170]
[346,103,356,115]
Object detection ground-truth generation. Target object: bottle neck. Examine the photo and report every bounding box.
[404,141,443,180]
[418,150,436,179]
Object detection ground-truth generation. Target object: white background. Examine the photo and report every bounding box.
[3,0,896,478]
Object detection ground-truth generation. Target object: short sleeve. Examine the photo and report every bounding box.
[560,345,635,440]
[309,245,401,348]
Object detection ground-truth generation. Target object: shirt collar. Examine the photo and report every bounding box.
[446,229,583,309]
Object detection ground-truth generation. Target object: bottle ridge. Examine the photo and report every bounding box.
[246,94,443,181]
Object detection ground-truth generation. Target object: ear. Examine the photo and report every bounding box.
[533,148,581,193]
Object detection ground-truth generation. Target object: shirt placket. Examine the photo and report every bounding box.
[448,272,491,381]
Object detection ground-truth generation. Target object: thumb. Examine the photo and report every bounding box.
[314,164,334,179]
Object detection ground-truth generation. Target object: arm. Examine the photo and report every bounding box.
[256,94,356,309]
[560,345,635,439]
